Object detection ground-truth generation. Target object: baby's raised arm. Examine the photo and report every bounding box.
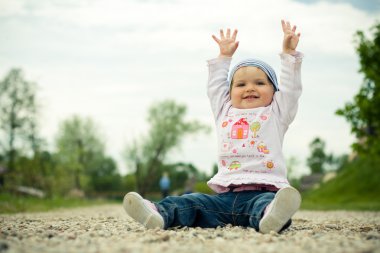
[212,29,239,58]
[281,20,301,55]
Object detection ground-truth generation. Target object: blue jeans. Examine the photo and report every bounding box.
[155,190,275,230]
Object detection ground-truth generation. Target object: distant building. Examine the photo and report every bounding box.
[299,172,337,192]
[299,173,323,192]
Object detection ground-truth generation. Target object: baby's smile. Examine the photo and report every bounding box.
[243,94,259,99]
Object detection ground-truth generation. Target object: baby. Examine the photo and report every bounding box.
[123,20,303,233]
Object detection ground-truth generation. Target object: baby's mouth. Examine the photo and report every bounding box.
[243,95,259,99]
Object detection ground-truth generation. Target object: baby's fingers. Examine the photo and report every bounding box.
[220,29,225,40]
[212,34,220,44]
[286,21,291,30]
[281,19,287,32]
[281,19,293,32]
[232,29,238,41]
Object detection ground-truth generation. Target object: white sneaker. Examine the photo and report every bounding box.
[123,192,164,229]
[259,186,301,234]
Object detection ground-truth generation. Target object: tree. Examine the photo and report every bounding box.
[86,156,123,192]
[0,69,40,173]
[286,156,301,189]
[124,100,209,197]
[250,122,261,138]
[306,137,332,174]
[211,163,218,178]
[55,115,105,190]
[336,22,380,156]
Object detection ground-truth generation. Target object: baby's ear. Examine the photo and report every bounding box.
[268,81,276,93]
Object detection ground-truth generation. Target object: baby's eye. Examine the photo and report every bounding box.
[257,81,265,85]
[236,83,245,87]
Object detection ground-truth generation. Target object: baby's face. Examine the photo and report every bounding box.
[230,66,275,109]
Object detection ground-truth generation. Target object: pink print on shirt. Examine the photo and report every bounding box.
[231,118,249,139]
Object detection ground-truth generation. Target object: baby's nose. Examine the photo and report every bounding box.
[246,83,256,91]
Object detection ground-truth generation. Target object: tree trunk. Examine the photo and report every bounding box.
[74,168,81,190]
[138,142,165,197]
[135,161,146,197]
[8,108,17,172]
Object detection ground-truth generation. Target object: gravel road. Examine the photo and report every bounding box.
[1,204,379,253]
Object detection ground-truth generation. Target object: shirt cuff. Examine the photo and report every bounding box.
[207,57,232,65]
[279,51,304,63]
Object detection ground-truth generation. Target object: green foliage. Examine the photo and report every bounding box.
[306,137,333,174]
[163,165,188,192]
[194,181,214,195]
[305,137,346,175]
[286,157,301,190]
[0,71,214,205]
[124,100,210,196]
[86,157,122,192]
[157,162,208,194]
[8,152,57,196]
[336,22,380,155]
[0,192,115,214]
[211,163,218,178]
[0,68,42,173]
[302,22,380,211]
[123,173,137,192]
[55,115,106,190]
[302,155,380,210]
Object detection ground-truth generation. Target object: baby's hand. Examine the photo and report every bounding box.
[212,28,239,58]
[281,20,301,55]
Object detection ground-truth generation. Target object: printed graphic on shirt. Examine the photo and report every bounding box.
[257,141,270,154]
[231,118,249,139]
[228,161,241,170]
[263,160,275,170]
[250,121,261,138]
[221,142,232,152]
[218,110,276,174]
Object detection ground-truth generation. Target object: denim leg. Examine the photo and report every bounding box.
[233,191,275,230]
[155,192,236,229]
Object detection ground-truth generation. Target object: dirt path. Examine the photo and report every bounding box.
[1,204,379,253]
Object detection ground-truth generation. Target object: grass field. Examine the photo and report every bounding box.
[0,192,117,214]
[300,156,380,211]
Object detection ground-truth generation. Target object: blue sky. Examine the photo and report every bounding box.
[0,0,379,177]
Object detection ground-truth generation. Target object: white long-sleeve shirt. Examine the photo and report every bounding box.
[207,53,303,193]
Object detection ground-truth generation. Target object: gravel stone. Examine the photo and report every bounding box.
[0,205,379,253]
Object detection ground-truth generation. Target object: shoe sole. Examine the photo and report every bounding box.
[259,187,301,234]
[123,192,164,229]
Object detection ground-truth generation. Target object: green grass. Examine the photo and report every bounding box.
[0,192,118,214]
[301,200,380,211]
[300,156,380,211]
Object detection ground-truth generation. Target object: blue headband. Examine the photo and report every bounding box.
[228,58,279,91]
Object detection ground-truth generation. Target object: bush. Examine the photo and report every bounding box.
[123,174,137,192]
[194,181,214,195]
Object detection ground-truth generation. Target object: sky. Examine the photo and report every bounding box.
[0,0,379,177]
